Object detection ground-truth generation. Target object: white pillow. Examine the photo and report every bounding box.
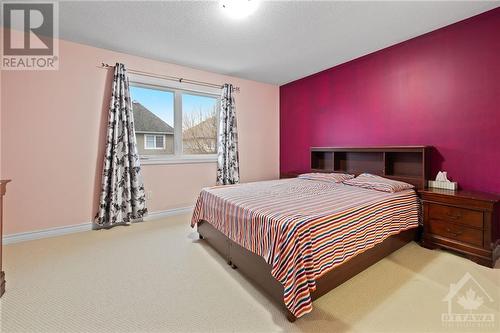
[298,172,354,183]
[343,173,414,192]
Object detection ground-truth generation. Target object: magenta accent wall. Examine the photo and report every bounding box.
[280,8,500,194]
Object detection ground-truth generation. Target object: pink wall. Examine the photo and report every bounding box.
[1,32,279,235]
[280,8,500,194]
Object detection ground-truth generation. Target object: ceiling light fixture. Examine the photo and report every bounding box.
[220,0,260,19]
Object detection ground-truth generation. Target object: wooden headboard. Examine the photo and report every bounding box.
[310,146,431,190]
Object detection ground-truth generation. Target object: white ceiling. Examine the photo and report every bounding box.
[58,1,499,85]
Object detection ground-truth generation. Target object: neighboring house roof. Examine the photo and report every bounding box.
[132,101,174,134]
[182,116,217,139]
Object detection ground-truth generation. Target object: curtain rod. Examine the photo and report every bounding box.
[99,63,240,92]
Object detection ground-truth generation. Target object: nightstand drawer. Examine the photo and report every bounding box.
[428,219,483,247]
[428,204,483,229]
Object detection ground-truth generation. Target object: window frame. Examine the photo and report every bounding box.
[144,134,166,150]
[130,74,220,165]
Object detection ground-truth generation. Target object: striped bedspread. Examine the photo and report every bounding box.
[191,178,419,318]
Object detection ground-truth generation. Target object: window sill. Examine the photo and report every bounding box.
[140,155,218,165]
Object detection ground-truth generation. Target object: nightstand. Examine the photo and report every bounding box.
[419,188,500,267]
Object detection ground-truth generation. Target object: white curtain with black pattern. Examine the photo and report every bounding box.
[95,63,147,228]
[216,84,240,185]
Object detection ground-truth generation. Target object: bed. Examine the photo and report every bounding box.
[191,146,430,321]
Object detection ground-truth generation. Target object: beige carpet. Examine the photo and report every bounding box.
[1,214,499,333]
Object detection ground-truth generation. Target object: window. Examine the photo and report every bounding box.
[130,85,174,156]
[130,78,220,164]
[182,94,218,155]
[144,134,166,149]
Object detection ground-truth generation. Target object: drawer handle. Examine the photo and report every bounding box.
[446,228,462,237]
[447,213,461,220]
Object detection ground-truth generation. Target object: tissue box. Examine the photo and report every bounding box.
[428,180,458,191]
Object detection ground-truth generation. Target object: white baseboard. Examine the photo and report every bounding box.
[3,222,93,245]
[143,206,194,221]
[3,206,194,245]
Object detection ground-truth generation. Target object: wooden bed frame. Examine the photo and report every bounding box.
[198,221,417,322]
[196,146,430,321]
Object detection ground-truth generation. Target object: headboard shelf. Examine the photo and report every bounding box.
[310,151,334,171]
[310,146,430,189]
